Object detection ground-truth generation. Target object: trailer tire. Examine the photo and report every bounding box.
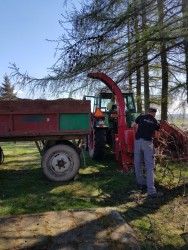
[89,128,105,160]
[42,144,80,181]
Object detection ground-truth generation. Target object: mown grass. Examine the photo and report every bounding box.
[0,141,188,249]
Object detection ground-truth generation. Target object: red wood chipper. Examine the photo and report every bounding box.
[86,72,188,171]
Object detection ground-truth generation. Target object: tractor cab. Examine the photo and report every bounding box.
[84,88,137,128]
[98,88,137,128]
[98,87,136,112]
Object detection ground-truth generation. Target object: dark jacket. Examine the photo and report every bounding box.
[135,114,160,141]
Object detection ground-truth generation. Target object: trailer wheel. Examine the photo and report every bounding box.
[89,128,105,160]
[42,144,80,181]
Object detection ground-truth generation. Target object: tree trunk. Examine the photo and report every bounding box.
[157,0,168,121]
[134,4,142,113]
[160,42,168,120]
[141,0,150,112]
[136,60,142,113]
[127,16,133,89]
[182,0,188,104]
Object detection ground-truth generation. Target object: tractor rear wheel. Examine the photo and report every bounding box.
[89,128,105,160]
[42,144,80,181]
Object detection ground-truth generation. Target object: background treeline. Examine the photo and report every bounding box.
[12,0,188,120]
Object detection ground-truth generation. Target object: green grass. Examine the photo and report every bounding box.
[169,118,188,129]
[0,141,188,249]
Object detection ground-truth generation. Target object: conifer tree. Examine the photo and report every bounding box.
[0,74,17,100]
[11,0,188,119]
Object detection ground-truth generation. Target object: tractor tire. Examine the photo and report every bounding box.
[89,128,105,160]
[41,144,80,181]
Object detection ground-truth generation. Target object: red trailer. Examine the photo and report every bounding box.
[0,99,91,181]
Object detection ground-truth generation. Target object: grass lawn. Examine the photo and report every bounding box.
[169,118,188,130]
[0,141,188,249]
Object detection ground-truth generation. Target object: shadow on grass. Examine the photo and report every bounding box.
[0,148,187,214]
[0,145,187,249]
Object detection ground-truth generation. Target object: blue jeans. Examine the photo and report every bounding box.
[134,139,156,195]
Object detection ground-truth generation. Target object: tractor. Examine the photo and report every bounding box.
[85,72,188,171]
[84,72,138,171]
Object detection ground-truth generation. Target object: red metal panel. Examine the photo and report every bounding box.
[13,114,59,133]
[0,114,11,133]
[124,129,134,153]
[0,100,90,114]
[0,99,91,139]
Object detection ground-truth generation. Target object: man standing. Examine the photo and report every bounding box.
[132,107,163,198]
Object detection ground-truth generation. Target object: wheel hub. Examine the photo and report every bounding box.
[51,153,71,173]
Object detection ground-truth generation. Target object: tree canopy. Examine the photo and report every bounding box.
[11,0,188,119]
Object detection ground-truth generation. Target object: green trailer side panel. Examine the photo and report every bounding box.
[59,114,90,130]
